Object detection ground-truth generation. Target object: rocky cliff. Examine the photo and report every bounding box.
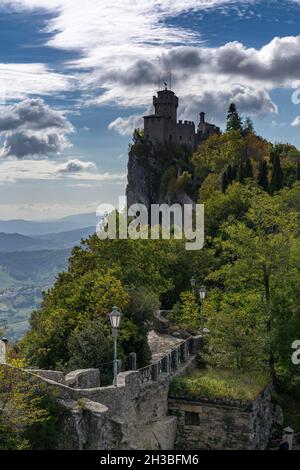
[126,137,197,209]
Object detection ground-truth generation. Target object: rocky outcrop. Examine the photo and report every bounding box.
[126,140,195,209]
[57,398,108,450]
[126,142,155,208]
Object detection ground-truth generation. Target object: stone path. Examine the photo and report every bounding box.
[148,330,183,362]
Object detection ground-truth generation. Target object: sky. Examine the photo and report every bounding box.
[0,0,300,220]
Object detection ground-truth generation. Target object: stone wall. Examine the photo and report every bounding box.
[168,383,273,450]
[36,358,196,450]
[1,336,199,450]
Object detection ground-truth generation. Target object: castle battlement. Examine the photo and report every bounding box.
[178,120,194,126]
[144,88,220,150]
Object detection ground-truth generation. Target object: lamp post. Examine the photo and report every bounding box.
[190,278,207,333]
[199,285,206,332]
[109,306,122,387]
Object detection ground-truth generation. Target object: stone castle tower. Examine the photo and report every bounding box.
[143,87,220,150]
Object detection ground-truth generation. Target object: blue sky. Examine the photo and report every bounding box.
[0,0,300,220]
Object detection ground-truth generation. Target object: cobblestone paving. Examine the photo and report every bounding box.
[148,330,183,362]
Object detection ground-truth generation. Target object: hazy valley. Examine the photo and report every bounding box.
[0,214,96,341]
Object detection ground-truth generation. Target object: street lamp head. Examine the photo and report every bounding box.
[190,276,196,288]
[109,306,122,330]
[199,285,206,301]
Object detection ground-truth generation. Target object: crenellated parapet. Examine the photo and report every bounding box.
[144,88,220,150]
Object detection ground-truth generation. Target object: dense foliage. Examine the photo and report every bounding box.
[20,103,300,392]
[0,362,62,450]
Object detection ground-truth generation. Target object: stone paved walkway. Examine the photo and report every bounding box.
[148,330,183,362]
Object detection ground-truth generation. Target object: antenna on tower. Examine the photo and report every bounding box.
[157,57,161,91]
[169,71,172,91]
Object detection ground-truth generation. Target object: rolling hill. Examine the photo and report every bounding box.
[0,212,97,236]
[0,226,95,253]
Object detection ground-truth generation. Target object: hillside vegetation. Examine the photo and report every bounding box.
[9,105,300,446]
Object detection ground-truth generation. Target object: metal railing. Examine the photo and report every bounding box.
[95,337,195,386]
[138,336,193,384]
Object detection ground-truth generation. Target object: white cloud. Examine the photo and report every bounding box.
[0,63,73,101]
[291,116,300,127]
[0,98,74,158]
[57,159,96,173]
[108,114,144,136]
[1,0,299,125]
[0,158,126,183]
[2,1,233,53]
[270,120,285,128]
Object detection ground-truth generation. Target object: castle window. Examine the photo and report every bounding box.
[179,136,182,140]
[189,136,192,140]
[185,412,200,426]
[169,135,172,141]
[146,134,149,139]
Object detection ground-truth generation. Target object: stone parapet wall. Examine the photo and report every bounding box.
[1,335,199,450]
[168,383,273,450]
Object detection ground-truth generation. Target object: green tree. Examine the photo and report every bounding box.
[203,182,255,237]
[207,190,298,378]
[238,159,245,183]
[270,151,284,193]
[0,364,50,450]
[258,160,269,192]
[226,103,243,133]
[122,287,160,366]
[221,169,229,193]
[244,158,254,179]
[243,116,255,135]
[206,291,268,370]
[297,161,300,181]
[170,291,201,334]
[67,318,114,382]
[22,270,129,369]
[192,131,244,175]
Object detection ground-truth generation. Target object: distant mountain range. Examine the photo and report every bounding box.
[0,212,98,236]
[0,213,100,340]
[0,226,96,253]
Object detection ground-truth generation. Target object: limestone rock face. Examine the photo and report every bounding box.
[126,141,196,210]
[126,142,160,209]
[57,399,108,450]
